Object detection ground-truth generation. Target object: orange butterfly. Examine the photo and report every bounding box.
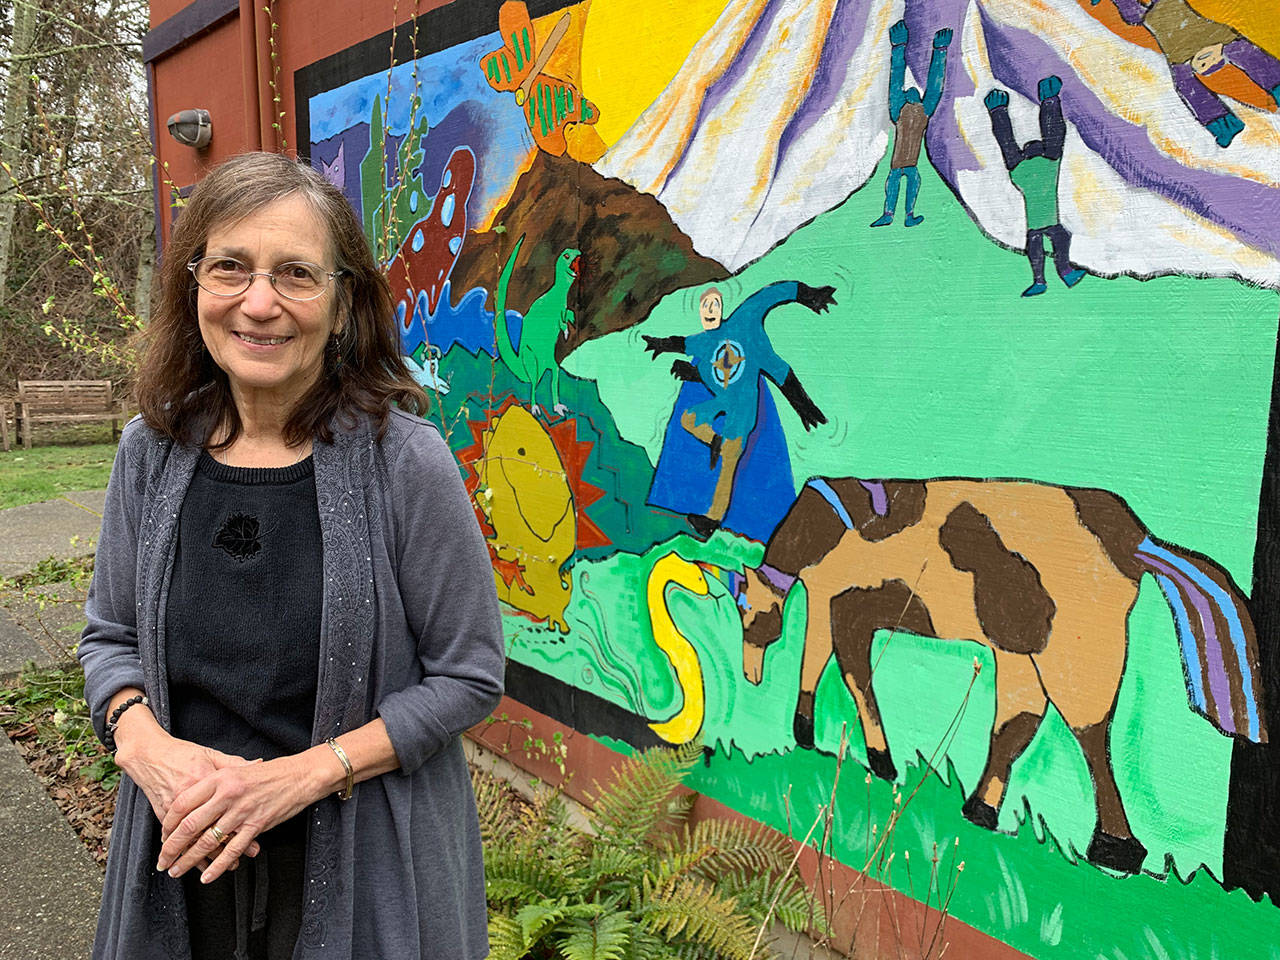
[480,1,600,156]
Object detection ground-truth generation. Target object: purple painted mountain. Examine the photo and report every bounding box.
[596,0,1280,287]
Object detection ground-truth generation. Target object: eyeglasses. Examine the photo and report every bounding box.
[188,256,344,302]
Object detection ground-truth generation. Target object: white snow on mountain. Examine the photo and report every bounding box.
[595,0,1280,287]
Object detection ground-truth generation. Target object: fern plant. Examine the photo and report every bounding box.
[477,741,821,960]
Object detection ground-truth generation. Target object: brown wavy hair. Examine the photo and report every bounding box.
[136,152,427,448]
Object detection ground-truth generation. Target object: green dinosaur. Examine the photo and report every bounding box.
[493,234,580,417]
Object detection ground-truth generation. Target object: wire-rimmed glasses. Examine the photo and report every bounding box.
[188,256,344,302]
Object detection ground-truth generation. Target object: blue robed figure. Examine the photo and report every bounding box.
[643,281,837,542]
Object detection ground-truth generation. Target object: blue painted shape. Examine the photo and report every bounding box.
[398,297,427,358]
[1139,536,1259,740]
[647,378,796,543]
[449,235,463,255]
[1154,572,1209,716]
[441,192,456,227]
[501,307,523,355]
[413,280,527,359]
[807,478,853,530]
[411,229,425,252]
[308,34,502,141]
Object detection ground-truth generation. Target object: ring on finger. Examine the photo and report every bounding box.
[208,825,228,845]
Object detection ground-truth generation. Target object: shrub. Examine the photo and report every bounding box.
[477,740,820,960]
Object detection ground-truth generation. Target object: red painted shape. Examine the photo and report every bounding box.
[458,415,497,539]
[385,146,476,326]
[457,395,610,553]
[489,546,531,592]
[546,416,610,551]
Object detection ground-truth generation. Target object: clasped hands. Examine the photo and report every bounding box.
[158,746,320,884]
[117,723,326,885]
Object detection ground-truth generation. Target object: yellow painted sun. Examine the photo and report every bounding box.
[579,0,732,147]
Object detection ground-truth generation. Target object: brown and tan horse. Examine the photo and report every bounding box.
[733,476,1266,874]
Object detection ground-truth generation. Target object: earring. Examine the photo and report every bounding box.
[327,331,344,371]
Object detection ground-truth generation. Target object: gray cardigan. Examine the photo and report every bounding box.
[79,409,505,959]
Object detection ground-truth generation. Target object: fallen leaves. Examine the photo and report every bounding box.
[4,708,114,868]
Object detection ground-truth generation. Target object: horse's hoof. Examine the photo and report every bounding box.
[792,712,815,750]
[867,747,898,781]
[961,795,999,831]
[1086,828,1147,874]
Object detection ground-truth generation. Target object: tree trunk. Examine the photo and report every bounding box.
[132,228,154,325]
[0,0,40,307]
[1224,303,1280,904]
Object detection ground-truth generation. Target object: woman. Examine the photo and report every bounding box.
[78,152,506,959]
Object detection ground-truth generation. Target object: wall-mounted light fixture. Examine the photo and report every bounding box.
[167,109,212,148]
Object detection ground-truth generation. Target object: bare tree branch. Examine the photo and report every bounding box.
[0,40,142,64]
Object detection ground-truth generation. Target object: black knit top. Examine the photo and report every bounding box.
[166,451,323,776]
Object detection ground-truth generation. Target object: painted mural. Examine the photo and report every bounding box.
[297,0,1280,955]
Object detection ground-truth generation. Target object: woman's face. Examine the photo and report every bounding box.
[197,193,341,412]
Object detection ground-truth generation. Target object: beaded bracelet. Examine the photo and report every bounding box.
[104,695,149,752]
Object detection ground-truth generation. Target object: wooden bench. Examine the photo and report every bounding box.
[10,380,125,450]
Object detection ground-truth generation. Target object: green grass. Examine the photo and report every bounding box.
[0,423,118,509]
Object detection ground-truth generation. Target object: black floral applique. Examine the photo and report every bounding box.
[213,513,262,561]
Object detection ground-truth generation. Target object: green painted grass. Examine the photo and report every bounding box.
[567,155,1280,584]
[505,530,1280,959]
[687,745,1280,960]
[495,156,1280,957]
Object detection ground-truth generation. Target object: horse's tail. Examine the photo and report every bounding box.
[1136,537,1266,743]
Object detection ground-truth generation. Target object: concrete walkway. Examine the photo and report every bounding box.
[0,489,106,581]
[0,736,100,958]
[0,491,107,957]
